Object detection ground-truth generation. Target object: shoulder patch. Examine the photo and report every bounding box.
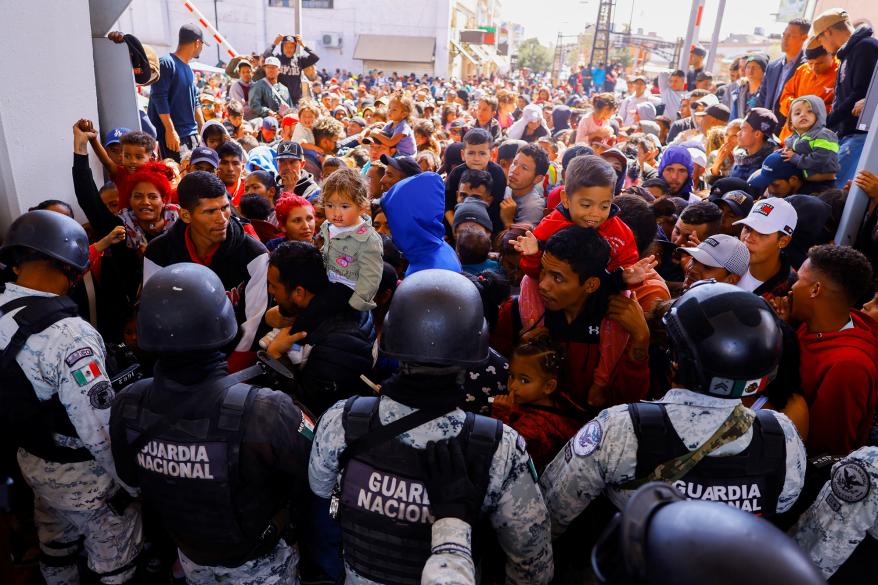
[298,413,315,441]
[87,381,115,410]
[572,420,603,458]
[516,434,527,455]
[831,461,871,504]
[65,347,94,367]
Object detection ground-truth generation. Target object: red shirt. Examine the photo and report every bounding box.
[798,310,878,455]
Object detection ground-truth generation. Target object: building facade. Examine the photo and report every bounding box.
[113,0,508,78]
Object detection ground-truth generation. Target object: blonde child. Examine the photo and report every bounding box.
[366,94,416,156]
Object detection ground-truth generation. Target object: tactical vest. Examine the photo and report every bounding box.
[338,396,502,585]
[0,295,93,463]
[629,402,786,516]
[119,377,286,567]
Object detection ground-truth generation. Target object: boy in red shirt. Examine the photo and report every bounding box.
[515,155,640,274]
[785,244,878,455]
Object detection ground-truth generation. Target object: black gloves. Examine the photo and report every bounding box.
[422,439,480,524]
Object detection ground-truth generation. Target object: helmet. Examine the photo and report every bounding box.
[137,263,237,352]
[380,269,489,366]
[0,210,89,272]
[663,281,782,398]
[592,482,826,585]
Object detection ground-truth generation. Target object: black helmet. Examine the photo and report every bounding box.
[663,281,782,398]
[380,269,489,366]
[592,482,826,585]
[138,263,237,352]
[0,210,89,272]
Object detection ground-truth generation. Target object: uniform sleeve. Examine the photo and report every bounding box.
[422,518,475,585]
[54,322,130,491]
[349,232,383,312]
[791,448,878,577]
[773,411,807,514]
[308,401,348,497]
[539,406,638,538]
[485,426,553,585]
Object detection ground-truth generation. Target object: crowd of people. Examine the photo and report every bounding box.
[2,6,878,585]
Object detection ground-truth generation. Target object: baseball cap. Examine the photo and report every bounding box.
[262,117,279,130]
[380,154,422,178]
[716,190,754,217]
[709,177,750,200]
[744,107,777,137]
[805,38,828,56]
[276,141,304,160]
[680,234,750,277]
[104,127,131,147]
[693,94,719,111]
[236,58,253,71]
[179,23,208,46]
[190,146,219,169]
[733,196,798,237]
[282,114,298,128]
[704,104,730,123]
[349,116,367,127]
[809,8,849,40]
[690,44,707,57]
[264,56,281,67]
[746,152,802,192]
[453,197,493,232]
[631,74,647,83]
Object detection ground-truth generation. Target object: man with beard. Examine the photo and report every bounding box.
[276,141,320,200]
[148,24,206,161]
[264,241,375,416]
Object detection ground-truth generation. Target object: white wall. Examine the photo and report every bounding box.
[117,0,454,75]
[0,0,103,229]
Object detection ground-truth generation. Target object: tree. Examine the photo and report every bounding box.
[516,37,553,73]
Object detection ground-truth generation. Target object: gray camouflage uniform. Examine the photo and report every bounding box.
[309,395,554,584]
[0,283,142,584]
[540,388,807,537]
[421,517,475,585]
[792,446,878,578]
[179,540,299,585]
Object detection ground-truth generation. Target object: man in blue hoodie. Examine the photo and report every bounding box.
[810,9,878,187]
[381,173,461,275]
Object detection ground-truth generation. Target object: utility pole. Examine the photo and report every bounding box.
[589,0,616,69]
[706,0,726,73]
[678,0,705,72]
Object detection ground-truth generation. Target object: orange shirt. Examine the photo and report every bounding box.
[778,59,839,143]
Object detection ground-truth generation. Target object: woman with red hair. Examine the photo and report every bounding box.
[265,193,316,251]
[116,161,180,252]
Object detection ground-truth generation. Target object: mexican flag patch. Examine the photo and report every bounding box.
[298,414,315,441]
[72,361,101,386]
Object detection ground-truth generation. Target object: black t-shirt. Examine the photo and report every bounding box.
[444,161,507,234]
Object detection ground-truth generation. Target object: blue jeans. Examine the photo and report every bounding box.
[836,133,868,188]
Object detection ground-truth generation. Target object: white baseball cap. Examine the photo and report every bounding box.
[733,196,798,237]
[680,234,751,276]
[264,56,281,67]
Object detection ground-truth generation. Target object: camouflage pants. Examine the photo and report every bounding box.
[36,497,142,585]
[179,539,299,584]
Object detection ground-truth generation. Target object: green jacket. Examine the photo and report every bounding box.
[320,216,384,311]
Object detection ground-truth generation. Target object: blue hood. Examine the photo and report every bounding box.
[381,172,461,275]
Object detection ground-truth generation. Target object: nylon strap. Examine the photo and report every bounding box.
[623,403,754,490]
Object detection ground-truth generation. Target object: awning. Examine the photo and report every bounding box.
[354,35,435,63]
[449,38,479,65]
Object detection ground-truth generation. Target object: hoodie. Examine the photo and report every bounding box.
[381,172,462,275]
[798,310,878,455]
[783,95,839,178]
[519,203,639,279]
[508,104,549,142]
[656,145,693,197]
[600,148,629,195]
[828,25,878,139]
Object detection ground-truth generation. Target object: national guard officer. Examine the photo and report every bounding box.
[540,281,807,537]
[792,446,878,581]
[109,263,313,584]
[308,269,553,584]
[591,482,826,585]
[0,210,142,584]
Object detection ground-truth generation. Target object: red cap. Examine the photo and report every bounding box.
[282,115,299,127]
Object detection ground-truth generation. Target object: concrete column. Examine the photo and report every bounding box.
[0,0,104,229]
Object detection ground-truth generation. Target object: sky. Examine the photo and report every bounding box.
[501,0,794,46]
